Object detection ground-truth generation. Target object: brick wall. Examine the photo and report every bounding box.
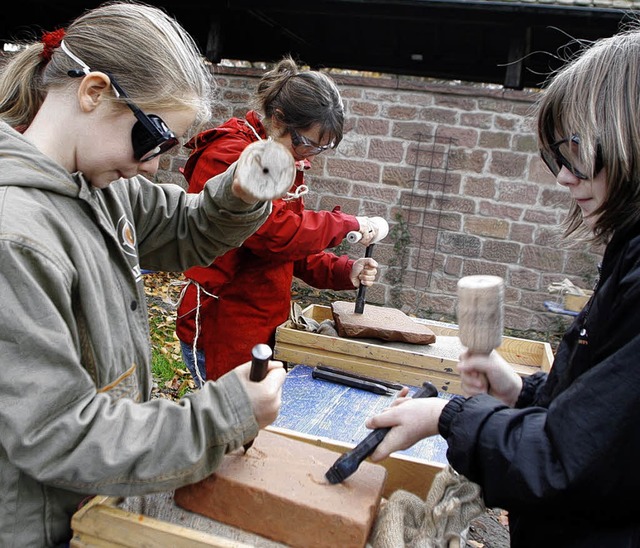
[158,64,602,333]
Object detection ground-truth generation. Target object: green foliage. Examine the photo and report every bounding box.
[151,348,178,384]
[148,312,192,398]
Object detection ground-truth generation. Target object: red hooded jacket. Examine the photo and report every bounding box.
[175,111,360,379]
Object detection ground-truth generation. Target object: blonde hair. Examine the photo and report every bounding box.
[537,26,640,244]
[0,1,214,129]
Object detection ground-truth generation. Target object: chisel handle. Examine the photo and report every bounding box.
[249,343,272,381]
[354,244,375,314]
[243,344,273,452]
[325,381,439,484]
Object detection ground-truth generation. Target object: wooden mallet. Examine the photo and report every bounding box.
[235,140,296,200]
[456,275,504,355]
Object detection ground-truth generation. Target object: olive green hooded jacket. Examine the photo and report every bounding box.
[0,121,270,547]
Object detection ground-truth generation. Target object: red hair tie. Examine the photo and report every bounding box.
[40,28,66,61]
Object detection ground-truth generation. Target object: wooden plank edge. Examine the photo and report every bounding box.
[276,343,462,394]
[275,342,540,395]
[291,304,553,369]
[71,495,251,548]
[277,324,548,371]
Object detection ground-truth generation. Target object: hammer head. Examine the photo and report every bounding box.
[456,275,504,354]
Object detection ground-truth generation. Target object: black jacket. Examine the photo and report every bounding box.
[439,221,640,547]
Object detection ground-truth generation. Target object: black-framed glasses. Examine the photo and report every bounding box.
[61,41,178,162]
[289,128,335,157]
[540,134,603,180]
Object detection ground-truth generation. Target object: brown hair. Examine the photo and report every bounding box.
[252,55,344,147]
[537,25,640,244]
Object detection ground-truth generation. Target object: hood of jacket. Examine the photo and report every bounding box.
[0,121,86,196]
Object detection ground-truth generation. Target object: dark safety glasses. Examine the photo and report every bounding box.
[289,128,335,157]
[540,134,603,180]
[106,75,179,162]
[61,40,178,162]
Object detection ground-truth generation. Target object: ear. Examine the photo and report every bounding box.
[77,72,112,113]
[272,109,287,128]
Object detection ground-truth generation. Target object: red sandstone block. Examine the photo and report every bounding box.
[174,430,387,547]
[332,300,436,344]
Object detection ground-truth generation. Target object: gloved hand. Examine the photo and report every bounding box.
[355,216,390,246]
[356,216,382,247]
[350,257,379,288]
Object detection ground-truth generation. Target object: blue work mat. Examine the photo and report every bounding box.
[273,364,450,464]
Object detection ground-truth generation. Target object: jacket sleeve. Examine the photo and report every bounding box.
[123,166,271,272]
[438,333,640,516]
[0,238,259,495]
[243,202,360,261]
[293,251,355,290]
[179,130,267,289]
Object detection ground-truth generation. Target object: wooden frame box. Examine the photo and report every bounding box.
[71,495,251,548]
[563,290,593,312]
[275,304,553,395]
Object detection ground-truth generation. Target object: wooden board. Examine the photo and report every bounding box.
[275,304,553,395]
[71,495,254,548]
[563,291,593,312]
[274,364,450,462]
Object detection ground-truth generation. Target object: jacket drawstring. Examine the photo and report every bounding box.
[175,279,218,386]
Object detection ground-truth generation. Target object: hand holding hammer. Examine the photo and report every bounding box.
[349,217,389,314]
[456,275,504,394]
[232,140,296,203]
[456,275,524,403]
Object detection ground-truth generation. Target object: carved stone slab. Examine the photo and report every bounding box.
[331,301,436,344]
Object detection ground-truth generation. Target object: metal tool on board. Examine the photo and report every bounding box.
[325,381,439,484]
[242,343,273,453]
[311,367,394,395]
[314,364,404,391]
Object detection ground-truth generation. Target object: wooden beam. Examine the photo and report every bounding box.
[504,26,532,90]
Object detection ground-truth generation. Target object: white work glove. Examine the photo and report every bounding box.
[349,257,379,288]
[355,216,381,247]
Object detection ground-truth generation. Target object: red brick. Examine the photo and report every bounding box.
[174,430,386,548]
